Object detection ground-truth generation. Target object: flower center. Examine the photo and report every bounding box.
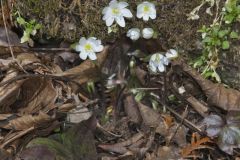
[112,8,120,15]
[84,44,93,52]
[143,6,150,13]
[155,54,161,63]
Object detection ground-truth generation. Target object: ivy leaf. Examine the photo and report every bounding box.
[222,41,230,49]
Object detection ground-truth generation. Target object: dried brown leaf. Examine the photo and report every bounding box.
[123,94,142,124]
[16,53,41,66]
[1,111,53,130]
[12,77,57,114]
[181,134,212,158]
[173,59,240,111]
[55,46,109,85]
[137,103,164,128]
[0,70,25,112]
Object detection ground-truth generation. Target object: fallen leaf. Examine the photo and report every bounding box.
[181,133,212,158]
[12,77,57,114]
[0,111,53,130]
[0,70,24,112]
[137,102,164,127]
[172,59,240,111]
[16,145,56,160]
[145,146,181,160]
[123,94,142,124]
[55,46,109,85]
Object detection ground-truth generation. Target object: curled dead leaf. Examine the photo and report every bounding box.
[0,111,53,130]
[173,59,240,111]
[55,46,109,85]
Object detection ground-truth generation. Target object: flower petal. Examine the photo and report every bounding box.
[122,8,133,18]
[109,0,118,6]
[116,17,125,27]
[157,64,165,72]
[143,15,149,21]
[106,17,115,26]
[136,11,143,18]
[149,62,157,73]
[79,37,86,45]
[79,51,88,60]
[149,11,156,19]
[118,1,128,9]
[102,7,109,14]
[88,52,97,60]
[94,44,104,52]
[75,44,83,52]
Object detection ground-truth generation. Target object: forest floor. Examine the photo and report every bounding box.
[0,0,240,160]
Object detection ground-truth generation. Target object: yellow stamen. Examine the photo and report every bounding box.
[143,6,150,13]
[155,54,161,63]
[112,8,120,15]
[84,44,92,51]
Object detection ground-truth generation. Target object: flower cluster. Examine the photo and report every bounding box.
[149,49,178,73]
[76,1,158,60]
[102,0,156,28]
[127,27,154,41]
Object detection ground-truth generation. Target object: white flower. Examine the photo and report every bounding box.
[137,1,156,21]
[149,53,169,73]
[178,86,186,94]
[142,28,154,39]
[102,0,133,27]
[127,28,141,41]
[165,49,178,59]
[75,37,104,60]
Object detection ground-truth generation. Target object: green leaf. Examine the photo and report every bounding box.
[202,36,211,43]
[222,41,230,49]
[203,70,214,79]
[16,17,26,25]
[225,0,237,12]
[230,31,239,39]
[224,14,235,24]
[218,30,228,38]
[193,59,204,68]
[30,19,36,24]
[20,31,30,43]
[135,91,145,102]
[34,23,42,30]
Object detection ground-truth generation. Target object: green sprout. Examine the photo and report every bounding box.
[16,16,42,44]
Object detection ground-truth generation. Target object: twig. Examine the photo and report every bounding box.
[167,106,189,145]
[96,122,122,138]
[0,0,27,73]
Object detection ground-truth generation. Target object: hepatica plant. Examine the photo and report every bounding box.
[137,1,157,21]
[149,53,169,73]
[149,49,178,73]
[102,0,133,27]
[75,37,104,60]
[203,113,240,155]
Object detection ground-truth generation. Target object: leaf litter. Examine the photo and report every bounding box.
[0,16,240,160]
